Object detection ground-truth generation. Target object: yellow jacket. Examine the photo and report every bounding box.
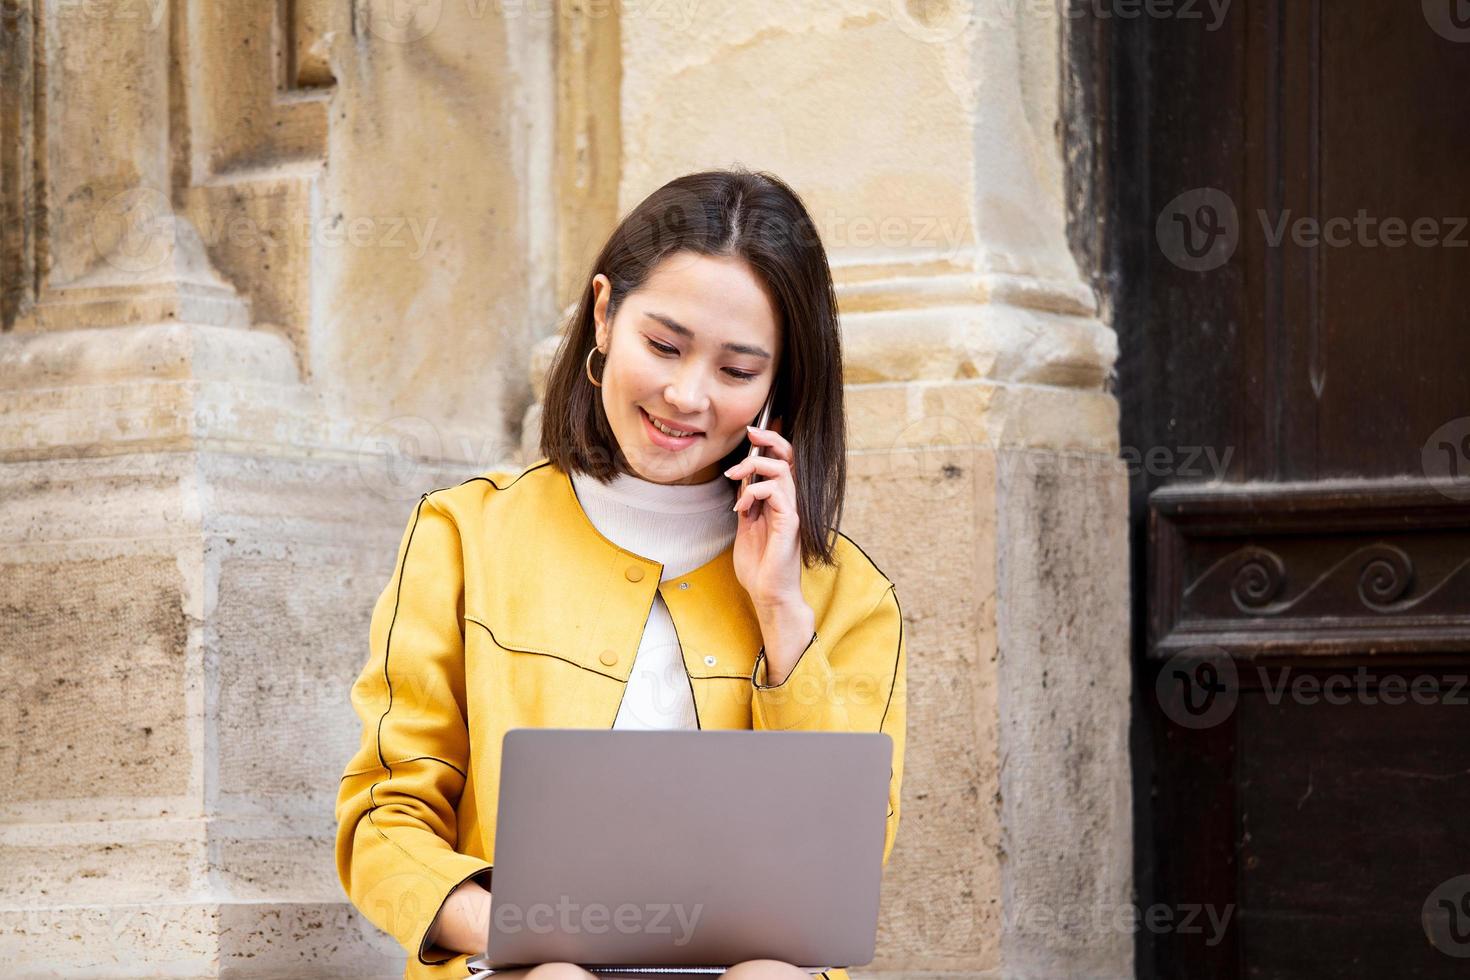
[335,458,907,980]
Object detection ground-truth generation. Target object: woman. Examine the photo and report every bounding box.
[336,168,907,980]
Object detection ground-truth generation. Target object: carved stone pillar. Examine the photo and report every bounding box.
[0,1,548,975]
[11,0,243,331]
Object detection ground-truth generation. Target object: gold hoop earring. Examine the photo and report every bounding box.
[584,346,605,388]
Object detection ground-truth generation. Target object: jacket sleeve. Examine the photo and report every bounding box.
[749,584,907,867]
[335,492,494,967]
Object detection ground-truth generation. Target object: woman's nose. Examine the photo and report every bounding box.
[664,373,709,413]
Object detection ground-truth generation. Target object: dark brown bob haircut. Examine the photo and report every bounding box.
[539,167,847,568]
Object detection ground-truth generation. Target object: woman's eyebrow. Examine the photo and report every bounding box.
[643,311,772,360]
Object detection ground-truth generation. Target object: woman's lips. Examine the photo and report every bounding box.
[640,407,703,449]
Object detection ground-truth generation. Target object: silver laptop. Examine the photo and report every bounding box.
[464,728,892,977]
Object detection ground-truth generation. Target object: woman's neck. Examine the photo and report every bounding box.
[568,466,737,579]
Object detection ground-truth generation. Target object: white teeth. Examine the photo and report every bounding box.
[647,412,696,438]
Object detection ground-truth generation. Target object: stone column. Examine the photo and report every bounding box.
[0,1,552,974]
[524,2,1134,976]
[20,0,246,331]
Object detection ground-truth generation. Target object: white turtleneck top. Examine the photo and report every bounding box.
[568,466,739,729]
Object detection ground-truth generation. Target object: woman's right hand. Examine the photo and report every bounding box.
[425,878,494,956]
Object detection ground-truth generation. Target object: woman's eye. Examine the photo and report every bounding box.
[645,338,756,381]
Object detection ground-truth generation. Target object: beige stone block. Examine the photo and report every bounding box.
[846,378,1118,459]
[0,831,201,906]
[0,900,399,978]
[209,829,341,903]
[841,303,1114,387]
[619,5,975,252]
[0,553,193,804]
[846,448,1003,971]
[0,324,301,391]
[212,545,386,810]
[995,449,1132,977]
[1,902,218,978]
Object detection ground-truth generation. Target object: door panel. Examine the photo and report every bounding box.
[1069,1,1470,976]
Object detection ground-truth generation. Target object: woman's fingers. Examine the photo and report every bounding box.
[734,476,794,515]
[745,423,793,462]
[732,418,797,523]
[725,454,790,480]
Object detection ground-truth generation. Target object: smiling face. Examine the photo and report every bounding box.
[591,251,782,486]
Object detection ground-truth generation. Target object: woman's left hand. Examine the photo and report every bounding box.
[724,420,805,610]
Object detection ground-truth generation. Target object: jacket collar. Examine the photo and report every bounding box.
[474,460,765,683]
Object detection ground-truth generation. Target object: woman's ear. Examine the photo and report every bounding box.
[591,274,611,348]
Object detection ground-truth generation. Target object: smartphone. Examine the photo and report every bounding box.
[739,386,777,521]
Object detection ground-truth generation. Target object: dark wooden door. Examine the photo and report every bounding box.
[1068,2,1470,976]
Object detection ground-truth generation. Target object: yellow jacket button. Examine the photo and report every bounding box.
[625,565,645,582]
[599,650,618,666]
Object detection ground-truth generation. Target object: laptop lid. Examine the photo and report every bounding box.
[479,728,891,972]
